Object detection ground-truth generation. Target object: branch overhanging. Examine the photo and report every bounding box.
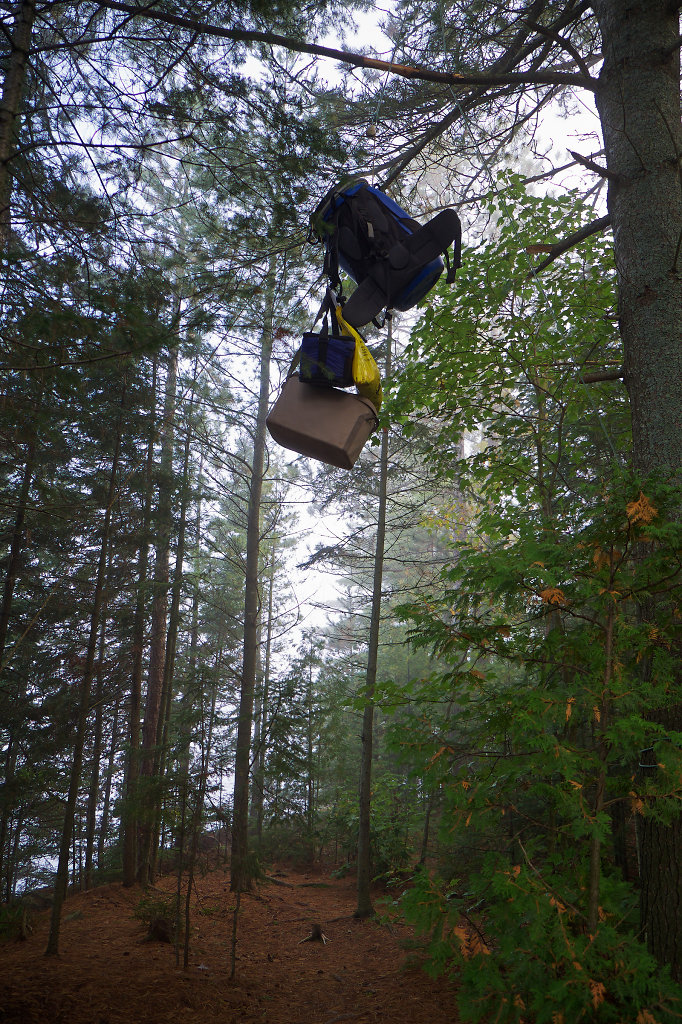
[93,0,598,93]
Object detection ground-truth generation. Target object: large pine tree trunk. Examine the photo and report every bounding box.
[592,0,682,979]
[230,257,276,892]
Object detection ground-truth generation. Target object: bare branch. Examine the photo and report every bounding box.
[526,18,594,79]
[526,214,611,276]
[581,368,624,383]
[95,0,597,92]
[568,149,620,181]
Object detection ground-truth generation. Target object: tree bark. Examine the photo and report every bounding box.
[592,0,682,979]
[593,0,682,474]
[121,360,157,887]
[0,435,34,890]
[251,539,276,848]
[356,327,391,919]
[97,695,120,869]
[0,0,35,248]
[137,347,177,885]
[230,255,276,892]
[46,381,124,955]
[84,571,111,889]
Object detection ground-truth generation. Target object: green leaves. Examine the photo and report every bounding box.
[382,180,682,1023]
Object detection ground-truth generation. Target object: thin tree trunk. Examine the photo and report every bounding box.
[252,539,276,848]
[183,678,217,969]
[138,348,178,885]
[356,324,391,919]
[0,436,34,666]
[149,379,197,880]
[121,361,157,886]
[0,0,35,248]
[0,436,34,889]
[305,654,315,864]
[97,695,120,869]
[46,382,125,955]
[230,255,276,892]
[84,581,111,890]
[418,789,436,867]
[174,454,203,962]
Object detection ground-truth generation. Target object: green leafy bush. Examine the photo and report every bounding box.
[385,178,682,1023]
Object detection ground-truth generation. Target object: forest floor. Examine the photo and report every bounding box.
[0,862,460,1024]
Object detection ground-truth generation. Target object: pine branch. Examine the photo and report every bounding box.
[95,1,597,92]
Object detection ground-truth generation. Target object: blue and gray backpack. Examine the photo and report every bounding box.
[309,178,462,328]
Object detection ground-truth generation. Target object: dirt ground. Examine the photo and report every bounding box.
[0,864,460,1024]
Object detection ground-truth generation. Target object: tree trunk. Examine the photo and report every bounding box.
[592,0,682,979]
[121,361,156,887]
[230,256,276,892]
[148,377,197,881]
[84,579,111,890]
[251,539,276,848]
[97,695,120,869]
[46,381,124,954]
[182,680,217,969]
[356,327,391,919]
[137,347,177,885]
[0,0,35,248]
[0,435,34,889]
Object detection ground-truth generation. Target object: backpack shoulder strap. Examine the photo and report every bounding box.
[395,208,461,273]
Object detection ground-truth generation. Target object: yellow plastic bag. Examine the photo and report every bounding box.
[334,306,382,411]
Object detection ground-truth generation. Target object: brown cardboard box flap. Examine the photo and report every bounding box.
[266,374,379,470]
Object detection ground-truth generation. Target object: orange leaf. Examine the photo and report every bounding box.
[565,696,576,722]
[540,587,567,607]
[626,492,658,525]
[590,980,607,1009]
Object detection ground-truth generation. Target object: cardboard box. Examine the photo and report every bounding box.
[266,374,379,470]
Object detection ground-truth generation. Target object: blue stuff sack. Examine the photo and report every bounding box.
[299,331,355,388]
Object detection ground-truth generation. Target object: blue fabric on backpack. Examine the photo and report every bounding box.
[299,331,355,388]
[310,178,462,328]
